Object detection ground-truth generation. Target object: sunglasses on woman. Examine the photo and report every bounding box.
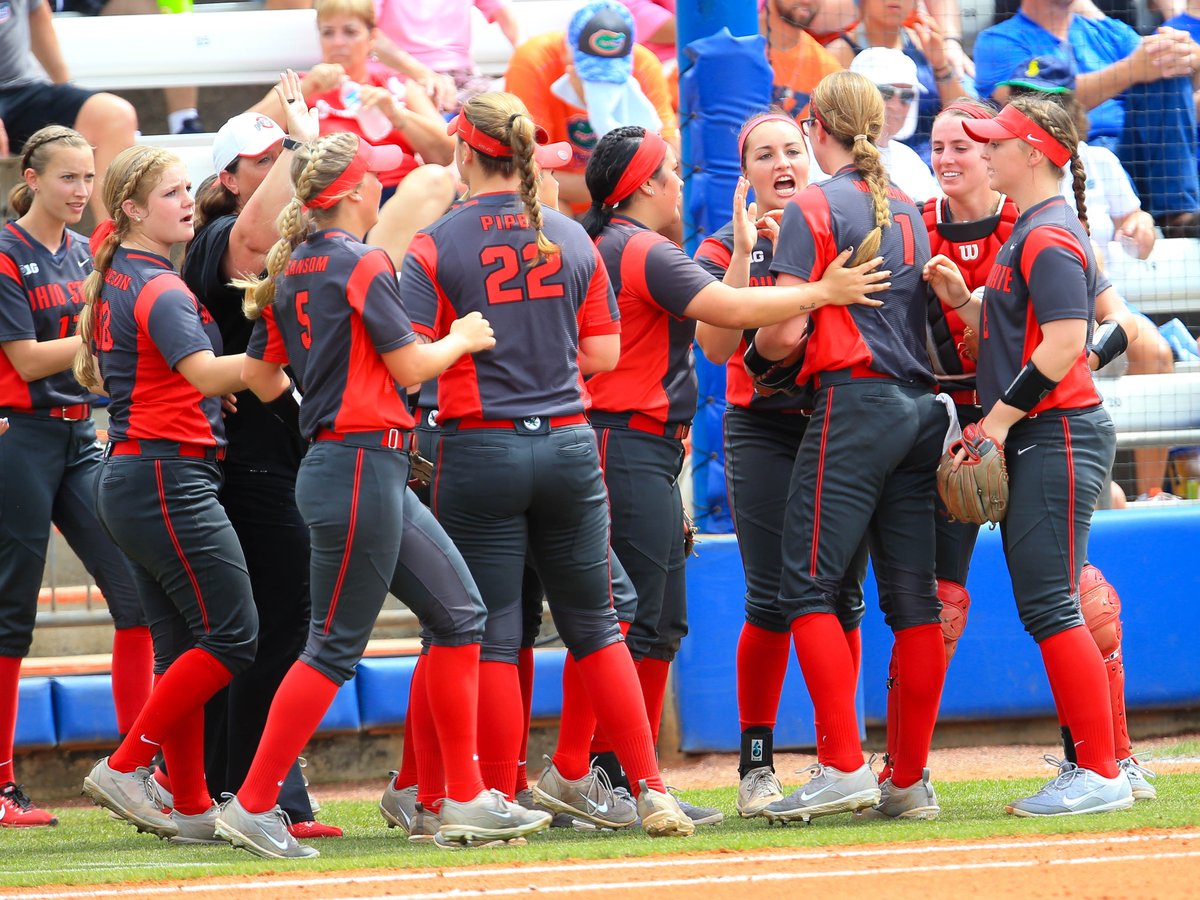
[878,85,917,104]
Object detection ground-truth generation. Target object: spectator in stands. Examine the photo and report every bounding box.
[824,0,970,161]
[834,47,939,201]
[973,0,1200,237]
[619,0,676,69]
[371,0,520,113]
[760,0,844,119]
[505,0,678,215]
[1000,54,1181,503]
[249,0,454,205]
[50,0,204,134]
[0,0,136,221]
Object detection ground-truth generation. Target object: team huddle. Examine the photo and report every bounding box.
[0,68,1153,858]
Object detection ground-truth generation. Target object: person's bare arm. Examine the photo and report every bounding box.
[29,1,70,83]
[2,337,81,382]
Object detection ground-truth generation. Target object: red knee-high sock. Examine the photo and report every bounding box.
[553,652,597,780]
[736,623,790,731]
[0,656,21,784]
[515,646,535,793]
[409,654,445,810]
[790,613,862,772]
[588,622,631,755]
[476,660,523,800]
[844,626,862,682]
[891,624,946,788]
[882,646,899,782]
[1040,627,1118,778]
[577,642,663,795]
[636,657,671,745]
[109,648,232,773]
[425,644,486,803]
[239,662,339,813]
[111,626,154,735]
[392,664,421,792]
[161,707,210,814]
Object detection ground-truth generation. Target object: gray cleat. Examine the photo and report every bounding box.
[668,787,723,826]
[213,796,320,859]
[737,766,784,818]
[762,762,881,825]
[635,780,695,837]
[169,803,223,844]
[1118,757,1157,801]
[408,801,442,843]
[857,768,940,820]
[533,757,639,829]
[516,787,576,829]
[1006,761,1135,817]
[83,758,178,838]
[379,776,419,833]
[437,788,551,846]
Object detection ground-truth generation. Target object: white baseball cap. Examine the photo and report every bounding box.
[850,47,927,93]
[212,112,286,173]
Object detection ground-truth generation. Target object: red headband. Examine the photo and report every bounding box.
[941,102,994,121]
[736,114,802,159]
[604,131,668,206]
[447,114,549,159]
[305,139,405,210]
[961,103,1072,168]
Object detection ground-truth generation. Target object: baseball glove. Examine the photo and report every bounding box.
[937,421,1009,524]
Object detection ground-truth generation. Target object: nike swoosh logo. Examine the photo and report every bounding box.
[799,788,828,802]
[1061,793,1092,808]
[139,734,161,746]
[583,797,609,814]
[276,780,285,788]
[490,810,513,820]
[264,830,291,850]
[0,803,6,821]
[1025,133,1043,144]
[1017,445,1036,456]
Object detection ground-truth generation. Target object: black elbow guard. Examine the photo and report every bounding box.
[264,380,302,438]
[1090,320,1128,369]
[743,340,782,377]
[1001,361,1059,412]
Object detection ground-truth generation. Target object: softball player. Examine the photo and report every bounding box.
[750,71,947,824]
[579,125,888,812]
[224,130,548,858]
[402,93,699,838]
[178,79,337,839]
[925,94,1134,816]
[0,126,151,828]
[76,146,259,843]
[692,112,869,818]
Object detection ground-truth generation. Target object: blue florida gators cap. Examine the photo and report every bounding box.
[998,55,1077,94]
[568,0,635,85]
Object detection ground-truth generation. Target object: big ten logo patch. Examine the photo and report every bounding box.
[567,116,598,156]
[751,738,764,762]
[751,250,766,263]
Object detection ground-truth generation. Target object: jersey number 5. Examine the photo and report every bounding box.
[480,243,565,304]
[295,290,312,350]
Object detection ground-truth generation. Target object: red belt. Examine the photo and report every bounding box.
[946,389,979,406]
[108,439,226,461]
[313,428,409,451]
[445,413,589,432]
[593,411,690,441]
[1,403,91,421]
[813,364,897,391]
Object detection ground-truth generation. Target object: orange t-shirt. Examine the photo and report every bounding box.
[505,32,679,177]
[767,32,843,119]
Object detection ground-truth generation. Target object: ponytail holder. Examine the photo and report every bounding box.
[854,133,869,143]
[507,113,522,129]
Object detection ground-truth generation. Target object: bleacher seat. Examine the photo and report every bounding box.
[1105,238,1200,317]
[51,675,117,746]
[15,678,57,750]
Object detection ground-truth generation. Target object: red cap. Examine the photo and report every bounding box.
[534,142,573,170]
[961,104,1072,168]
[447,114,549,158]
[305,138,404,210]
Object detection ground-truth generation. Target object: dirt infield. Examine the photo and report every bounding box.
[4,830,1199,900]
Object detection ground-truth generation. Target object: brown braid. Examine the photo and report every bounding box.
[8,125,92,218]
[237,132,358,318]
[192,173,239,234]
[1008,95,1087,234]
[459,92,559,262]
[74,145,181,389]
[811,72,891,264]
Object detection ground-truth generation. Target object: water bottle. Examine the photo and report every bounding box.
[339,80,393,143]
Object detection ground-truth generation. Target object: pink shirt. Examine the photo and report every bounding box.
[618,0,675,64]
[374,0,505,72]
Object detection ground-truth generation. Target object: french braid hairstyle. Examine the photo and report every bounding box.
[8,125,93,217]
[1007,93,1088,235]
[73,145,181,390]
[458,91,558,262]
[580,125,661,239]
[810,71,891,265]
[238,131,359,319]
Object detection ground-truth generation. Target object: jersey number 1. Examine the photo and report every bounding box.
[480,243,565,304]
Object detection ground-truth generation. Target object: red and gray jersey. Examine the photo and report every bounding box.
[97,248,225,445]
[922,195,1017,386]
[694,222,811,411]
[0,222,93,407]
[976,196,1101,414]
[402,193,619,421]
[772,166,934,387]
[587,215,715,425]
[247,229,416,438]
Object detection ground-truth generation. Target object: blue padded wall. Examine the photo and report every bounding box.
[15,677,57,748]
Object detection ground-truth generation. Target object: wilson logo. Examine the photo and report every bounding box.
[588,29,628,56]
[959,244,979,261]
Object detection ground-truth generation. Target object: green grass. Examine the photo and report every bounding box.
[6,775,1200,889]
[1154,738,1200,759]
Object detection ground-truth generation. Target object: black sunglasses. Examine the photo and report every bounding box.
[878,85,917,104]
